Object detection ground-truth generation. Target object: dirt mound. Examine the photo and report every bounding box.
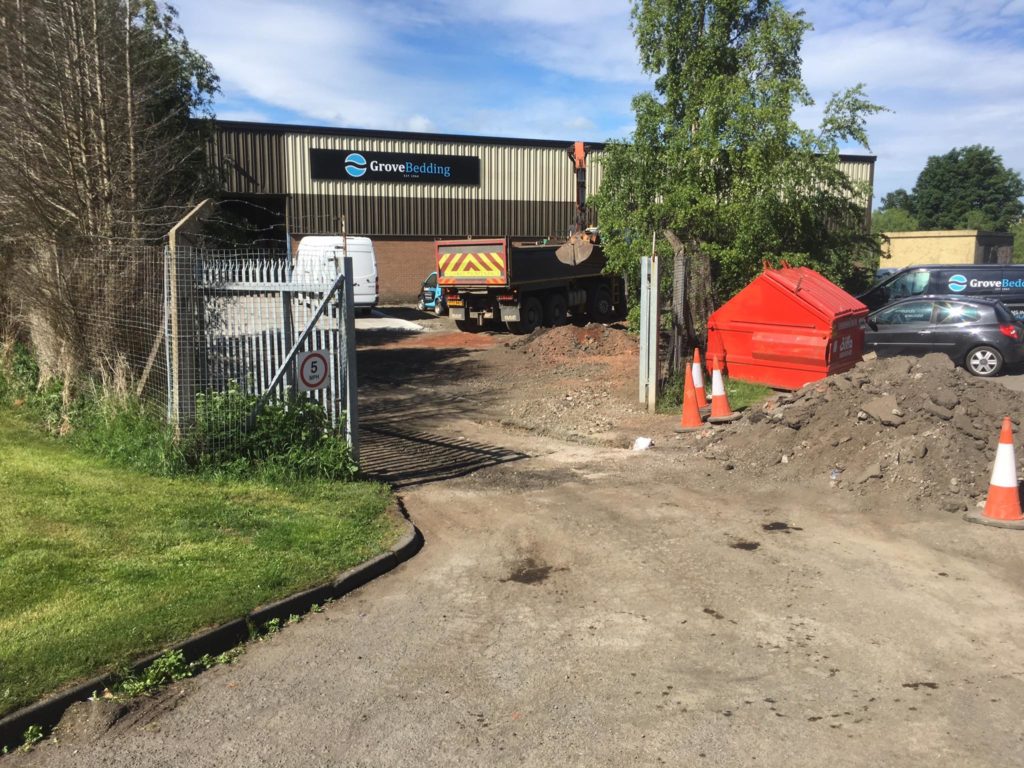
[696,354,1024,515]
[506,323,637,361]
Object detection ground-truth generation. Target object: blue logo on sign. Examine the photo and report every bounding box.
[948,274,967,293]
[344,153,367,178]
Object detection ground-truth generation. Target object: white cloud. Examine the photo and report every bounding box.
[432,0,643,83]
[177,0,452,129]
[215,107,276,124]
[798,7,1024,196]
[460,98,598,140]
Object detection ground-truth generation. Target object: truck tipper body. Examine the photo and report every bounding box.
[436,237,626,333]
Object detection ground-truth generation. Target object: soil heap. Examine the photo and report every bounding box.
[495,324,641,441]
[697,353,1024,515]
[505,323,637,360]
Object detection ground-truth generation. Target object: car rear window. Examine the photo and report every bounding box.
[993,302,1016,324]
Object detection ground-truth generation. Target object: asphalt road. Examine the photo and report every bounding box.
[8,316,1024,767]
[12,415,1024,767]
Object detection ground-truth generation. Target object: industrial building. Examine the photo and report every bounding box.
[208,120,876,302]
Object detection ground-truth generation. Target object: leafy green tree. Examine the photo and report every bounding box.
[879,188,913,214]
[911,145,1023,231]
[594,0,883,356]
[871,207,919,233]
[1011,219,1024,264]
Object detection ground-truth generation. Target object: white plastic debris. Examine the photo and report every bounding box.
[632,437,653,451]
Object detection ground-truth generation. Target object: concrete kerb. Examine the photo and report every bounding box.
[0,503,422,752]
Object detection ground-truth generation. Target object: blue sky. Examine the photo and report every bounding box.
[174,0,1024,204]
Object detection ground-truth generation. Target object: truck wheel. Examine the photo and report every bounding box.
[544,293,568,327]
[588,286,614,323]
[508,296,543,334]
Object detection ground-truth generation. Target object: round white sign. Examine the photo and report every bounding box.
[298,350,329,391]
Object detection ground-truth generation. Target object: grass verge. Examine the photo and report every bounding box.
[0,413,399,719]
[657,371,775,414]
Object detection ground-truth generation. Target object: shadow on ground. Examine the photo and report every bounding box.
[359,423,528,488]
[358,394,527,488]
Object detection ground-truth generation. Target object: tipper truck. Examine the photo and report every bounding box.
[436,141,626,333]
[436,237,626,333]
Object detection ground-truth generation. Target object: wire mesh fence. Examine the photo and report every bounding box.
[5,240,358,467]
[166,245,358,464]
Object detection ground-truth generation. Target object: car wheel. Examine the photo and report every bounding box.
[417,298,426,311]
[434,300,446,316]
[965,345,1003,377]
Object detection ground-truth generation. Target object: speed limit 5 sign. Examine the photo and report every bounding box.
[297,350,330,391]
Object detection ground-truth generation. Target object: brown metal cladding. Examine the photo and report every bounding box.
[209,122,874,237]
[207,127,287,194]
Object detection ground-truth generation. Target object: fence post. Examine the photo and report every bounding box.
[340,255,360,465]
[167,199,214,434]
[639,255,651,405]
[638,231,659,412]
[281,289,295,397]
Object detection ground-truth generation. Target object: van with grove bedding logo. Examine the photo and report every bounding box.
[292,236,378,315]
[859,264,1024,319]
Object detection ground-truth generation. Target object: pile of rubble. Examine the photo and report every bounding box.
[701,354,1024,513]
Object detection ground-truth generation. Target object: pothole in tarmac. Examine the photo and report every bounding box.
[762,521,803,533]
[501,557,568,585]
[730,540,761,551]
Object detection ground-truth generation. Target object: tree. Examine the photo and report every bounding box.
[879,188,913,214]
[1012,219,1024,264]
[593,0,883,362]
[0,0,218,410]
[871,207,918,234]
[911,145,1023,231]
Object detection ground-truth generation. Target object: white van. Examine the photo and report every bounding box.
[293,235,378,314]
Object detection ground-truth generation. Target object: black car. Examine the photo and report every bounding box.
[864,296,1024,376]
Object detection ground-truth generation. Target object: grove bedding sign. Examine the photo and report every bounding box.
[310,148,480,185]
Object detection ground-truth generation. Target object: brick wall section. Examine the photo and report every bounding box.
[374,239,437,303]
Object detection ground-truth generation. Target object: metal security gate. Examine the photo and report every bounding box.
[165,246,359,462]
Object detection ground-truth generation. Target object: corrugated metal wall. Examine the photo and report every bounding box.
[838,156,874,209]
[209,128,288,194]
[209,124,604,238]
[209,122,872,238]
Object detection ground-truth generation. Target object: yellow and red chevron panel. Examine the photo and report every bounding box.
[436,239,508,285]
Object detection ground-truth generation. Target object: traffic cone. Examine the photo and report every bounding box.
[674,361,704,433]
[708,355,741,424]
[692,348,709,412]
[965,417,1024,529]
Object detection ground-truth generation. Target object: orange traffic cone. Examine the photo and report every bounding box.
[708,355,741,424]
[692,348,709,411]
[674,361,705,433]
[965,417,1024,529]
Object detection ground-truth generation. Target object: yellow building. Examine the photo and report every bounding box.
[879,230,1014,269]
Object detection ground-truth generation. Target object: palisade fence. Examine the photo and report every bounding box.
[163,245,359,463]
